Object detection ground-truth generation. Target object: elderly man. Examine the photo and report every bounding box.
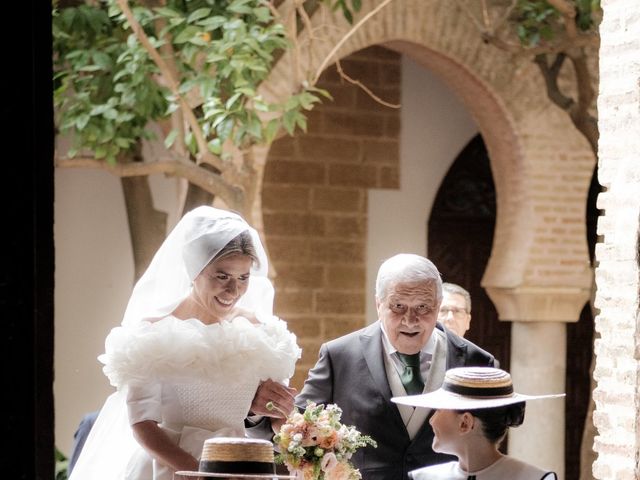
[296,254,496,480]
[437,282,472,337]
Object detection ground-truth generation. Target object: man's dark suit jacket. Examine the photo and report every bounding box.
[296,321,496,480]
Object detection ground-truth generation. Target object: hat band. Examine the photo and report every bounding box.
[443,382,514,398]
[198,460,276,475]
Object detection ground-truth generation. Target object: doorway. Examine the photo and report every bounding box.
[428,134,593,480]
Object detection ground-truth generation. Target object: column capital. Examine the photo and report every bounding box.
[484,285,592,323]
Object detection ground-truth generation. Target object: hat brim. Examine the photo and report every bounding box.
[175,472,295,478]
[392,388,565,410]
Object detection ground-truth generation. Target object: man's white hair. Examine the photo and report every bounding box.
[375,253,442,301]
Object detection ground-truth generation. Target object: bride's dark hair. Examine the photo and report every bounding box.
[213,230,260,267]
[458,401,526,444]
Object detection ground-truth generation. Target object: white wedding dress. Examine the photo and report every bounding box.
[70,313,300,480]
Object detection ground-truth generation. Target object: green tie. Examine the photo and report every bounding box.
[397,352,424,395]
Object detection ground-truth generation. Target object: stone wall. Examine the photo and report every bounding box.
[262,46,401,388]
[592,1,640,479]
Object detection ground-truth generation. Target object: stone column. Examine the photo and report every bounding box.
[485,286,591,479]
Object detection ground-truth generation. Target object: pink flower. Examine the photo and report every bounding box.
[318,429,338,449]
[325,461,356,480]
[320,452,338,472]
[301,425,319,446]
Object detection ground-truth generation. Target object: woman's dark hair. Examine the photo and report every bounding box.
[457,402,526,444]
[212,231,259,267]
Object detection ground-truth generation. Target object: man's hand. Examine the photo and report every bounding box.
[249,379,297,418]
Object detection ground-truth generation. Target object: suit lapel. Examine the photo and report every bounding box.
[360,322,393,401]
[441,323,469,368]
[359,322,406,428]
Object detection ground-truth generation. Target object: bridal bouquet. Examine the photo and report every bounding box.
[271,401,377,480]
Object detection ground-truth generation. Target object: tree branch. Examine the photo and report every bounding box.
[534,53,574,110]
[566,49,598,155]
[313,0,396,84]
[568,50,596,120]
[482,30,597,56]
[114,0,225,170]
[56,155,244,209]
[546,0,578,39]
[335,60,400,109]
[152,0,187,156]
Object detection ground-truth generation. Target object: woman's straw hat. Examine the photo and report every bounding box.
[176,437,295,478]
[392,367,564,410]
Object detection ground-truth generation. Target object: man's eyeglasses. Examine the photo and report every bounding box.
[438,307,468,318]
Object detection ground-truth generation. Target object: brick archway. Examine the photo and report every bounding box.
[260,0,595,314]
[259,2,597,475]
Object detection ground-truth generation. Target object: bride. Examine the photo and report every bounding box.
[69,206,301,480]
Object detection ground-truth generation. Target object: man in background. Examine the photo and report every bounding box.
[437,282,472,337]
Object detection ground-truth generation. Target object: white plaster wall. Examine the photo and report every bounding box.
[54,168,180,455]
[366,55,478,320]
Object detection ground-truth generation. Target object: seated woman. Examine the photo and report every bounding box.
[392,367,564,480]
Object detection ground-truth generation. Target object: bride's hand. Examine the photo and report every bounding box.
[249,379,297,418]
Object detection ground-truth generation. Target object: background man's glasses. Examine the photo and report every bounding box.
[438,307,468,318]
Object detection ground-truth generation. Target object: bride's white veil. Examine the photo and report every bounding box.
[69,206,274,480]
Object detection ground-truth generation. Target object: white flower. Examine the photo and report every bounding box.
[293,433,303,442]
[320,452,338,472]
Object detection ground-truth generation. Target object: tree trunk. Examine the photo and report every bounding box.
[120,149,168,282]
[179,164,216,217]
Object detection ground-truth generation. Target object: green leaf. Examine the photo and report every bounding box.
[297,92,320,110]
[188,35,210,46]
[208,137,222,155]
[282,110,297,135]
[75,114,90,130]
[103,108,119,120]
[216,117,234,141]
[154,7,182,18]
[307,86,333,101]
[197,16,228,29]
[89,104,110,116]
[78,65,103,72]
[264,119,280,144]
[164,129,178,149]
[228,0,254,15]
[247,115,262,139]
[226,92,242,109]
[205,52,227,63]
[92,51,112,70]
[184,131,197,155]
[187,8,212,24]
[95,145,107,158]
[253,7,271,23]
[342,8,353,24]
[295,112,307,132]
[173,26,200,44]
